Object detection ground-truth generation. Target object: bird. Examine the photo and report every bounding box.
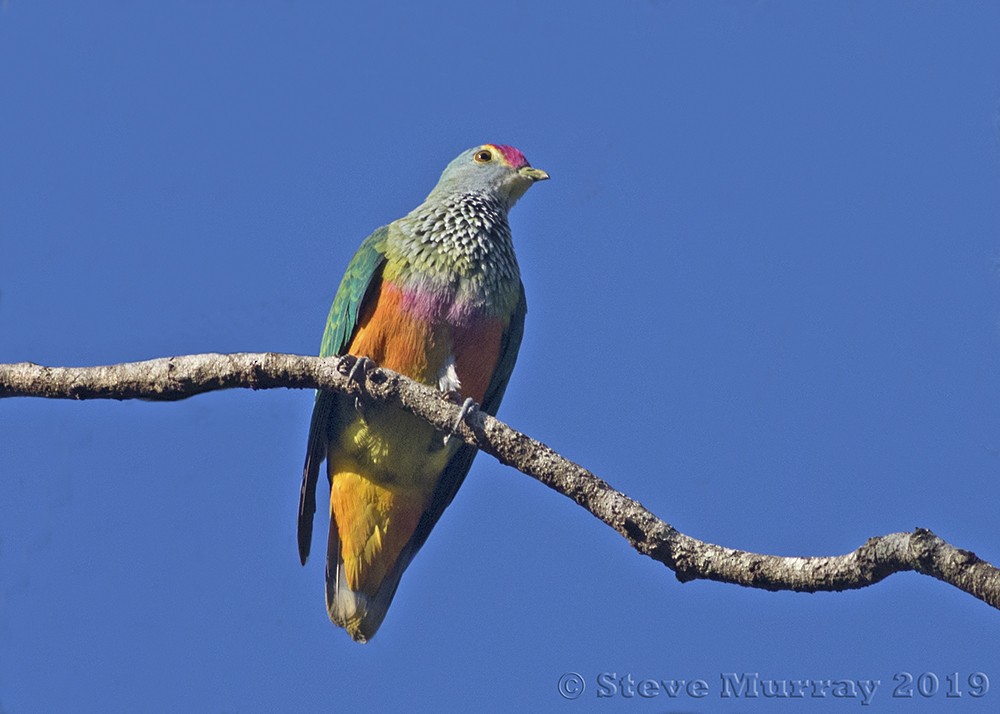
[297,144,548,642]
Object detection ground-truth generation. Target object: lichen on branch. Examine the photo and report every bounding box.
[2,353,998,611]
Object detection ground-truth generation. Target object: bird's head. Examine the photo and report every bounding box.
[428,144,549,208]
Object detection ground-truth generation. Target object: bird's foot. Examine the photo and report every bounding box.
[346,356,373,415]
[444,397,479,446]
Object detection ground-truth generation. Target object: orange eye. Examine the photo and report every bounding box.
[474,149,493,163]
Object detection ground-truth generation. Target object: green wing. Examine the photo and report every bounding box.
[407,281,528,560]
[297,226,388,564]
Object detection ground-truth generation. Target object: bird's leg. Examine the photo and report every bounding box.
[346,356,373,416]
[444,397,479,446]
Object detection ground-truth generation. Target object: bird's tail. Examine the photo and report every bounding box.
[325,471,428,643]
[325,526,412,644]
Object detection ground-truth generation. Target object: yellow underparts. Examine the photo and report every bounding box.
[329,404,455,596]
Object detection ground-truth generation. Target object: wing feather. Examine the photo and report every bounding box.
[297,226,388,564]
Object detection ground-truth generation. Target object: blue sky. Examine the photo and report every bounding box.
[2,2,1000,712]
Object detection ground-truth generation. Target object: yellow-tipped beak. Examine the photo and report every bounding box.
[519,166,550,182]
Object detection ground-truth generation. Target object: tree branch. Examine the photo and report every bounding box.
[2,352,998,611]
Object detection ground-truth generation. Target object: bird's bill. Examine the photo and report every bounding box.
[518,166,550,182]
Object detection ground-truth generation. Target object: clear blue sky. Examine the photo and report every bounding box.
[2,2,1000,712]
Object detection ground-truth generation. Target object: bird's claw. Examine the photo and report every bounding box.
[444,397,479,446]
[346,356,373,415]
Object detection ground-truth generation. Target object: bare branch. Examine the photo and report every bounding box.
[2,352,998,611]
